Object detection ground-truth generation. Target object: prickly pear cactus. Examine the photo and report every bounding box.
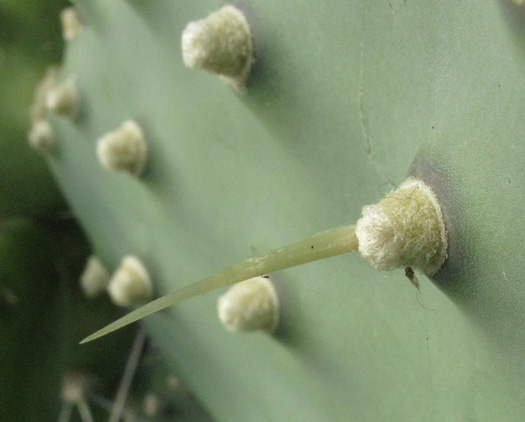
[16,0,525,420]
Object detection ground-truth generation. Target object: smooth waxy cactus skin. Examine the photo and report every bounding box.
[29,0,525,420]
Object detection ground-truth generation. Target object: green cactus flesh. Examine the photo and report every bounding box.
[36,0,525,420]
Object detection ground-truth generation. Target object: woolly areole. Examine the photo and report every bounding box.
[218,276,279,333]
[181,5,254,92]
[108,256,153,307]
[355,177,447,275]
[96,120,147,176]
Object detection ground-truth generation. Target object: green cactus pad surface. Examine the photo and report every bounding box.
[44,0,525,420]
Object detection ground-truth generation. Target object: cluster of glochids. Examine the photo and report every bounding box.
[26,5,448,342]
[59,331,191,422]
[80,255,153,308]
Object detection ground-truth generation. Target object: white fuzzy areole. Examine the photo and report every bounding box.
[28,120,55,155]
[80,256,110,298]
[96,120,147,176]
[108,256,153,307]
[181,5,254,92]
[143,393,164,418]
[60,7,83,41]
[45,77,79,119]
[218,276,279,333]
[30,66,59,122]
[355,177,447,275]
[61,370,95,404]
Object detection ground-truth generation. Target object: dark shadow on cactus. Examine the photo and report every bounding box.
[497,0,525,53]
[411,153,525,373]
[268,274,294,341]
